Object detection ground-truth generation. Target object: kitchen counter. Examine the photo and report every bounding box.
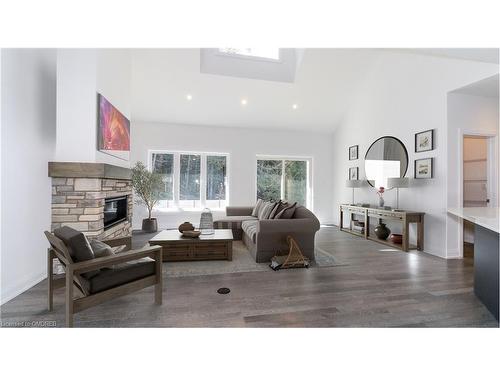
[447,207,500,233]
[448,206,499,323]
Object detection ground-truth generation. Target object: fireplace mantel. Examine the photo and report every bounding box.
[48,162,131,180]
[48,161,132,239]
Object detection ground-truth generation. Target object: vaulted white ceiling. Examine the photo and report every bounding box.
[131,49,379,132]
[130,48,499,133]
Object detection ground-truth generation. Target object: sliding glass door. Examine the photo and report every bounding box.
[256,157,311,207]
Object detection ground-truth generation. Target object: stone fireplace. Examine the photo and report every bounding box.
[49,162,133,240]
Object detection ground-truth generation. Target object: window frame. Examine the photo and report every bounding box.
[255,155,313,209]
[216,48,283,63]
[148,150,230,211]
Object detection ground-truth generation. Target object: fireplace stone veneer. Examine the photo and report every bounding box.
[49,162,133,240]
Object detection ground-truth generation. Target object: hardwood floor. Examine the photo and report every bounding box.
[1,227,497,327]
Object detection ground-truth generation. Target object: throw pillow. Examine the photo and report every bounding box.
[269,200,288,219]
[258,201,277,220]
[268,200,283,219]
[274,202,297,219]
[90,239,114,258]
[251,199,264,217]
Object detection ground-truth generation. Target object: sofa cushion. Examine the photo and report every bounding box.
[214,216,257,230]
[251,199,264,217]
[275,202,297,219]
[258,201,276,220]
[82,259,155,294]
[242,220,258,244]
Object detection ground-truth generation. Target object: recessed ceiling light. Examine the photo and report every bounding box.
[241,99,248,106]
[292,104,298,110]
[186,94,193,101]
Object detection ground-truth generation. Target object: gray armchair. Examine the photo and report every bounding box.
[45,228,162,327]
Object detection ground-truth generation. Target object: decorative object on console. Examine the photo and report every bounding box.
[387,177,409,210]
[374,223,391,240]
[414,158,433,179]
[349,145,359,160]
[181,230,201,238]
[390,234,403,244]
[97,93,131,161]
[131,162,164,233]
[376,186,385,208]
[178,222,195,233]
[349,166,359,180]
[346,179,364,204]
[199,208,215,235]
[415,129,434,153]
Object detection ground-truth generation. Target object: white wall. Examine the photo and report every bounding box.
[131,121,334,229]
[331,52,498,258]
[1,49,57,304]
[446,92,499,256]
[56,49,131,167]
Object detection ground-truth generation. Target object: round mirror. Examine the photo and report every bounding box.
[364,136,408,189]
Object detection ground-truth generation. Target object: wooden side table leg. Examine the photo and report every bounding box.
[339,207,344,231]
[417,215,424,251]
[227,241,233,261]
[402,218,409,252]
[47,249,54,311]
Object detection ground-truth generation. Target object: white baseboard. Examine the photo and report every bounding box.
[1,271,46,305]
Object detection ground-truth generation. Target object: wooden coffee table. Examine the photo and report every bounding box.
[148,229,233,262]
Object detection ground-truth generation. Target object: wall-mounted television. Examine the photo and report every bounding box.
[97,93,130,160]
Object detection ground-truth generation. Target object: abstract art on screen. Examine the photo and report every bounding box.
[98,93,130,160]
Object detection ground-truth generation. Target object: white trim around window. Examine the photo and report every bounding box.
[148,150,230,212]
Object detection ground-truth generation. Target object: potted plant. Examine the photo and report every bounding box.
[131,161,163,233]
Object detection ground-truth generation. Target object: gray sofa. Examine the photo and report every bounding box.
[214,205,320,263]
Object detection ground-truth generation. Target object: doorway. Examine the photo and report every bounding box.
[461,134,497,257]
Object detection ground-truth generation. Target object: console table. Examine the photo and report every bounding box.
[339,204,425,251]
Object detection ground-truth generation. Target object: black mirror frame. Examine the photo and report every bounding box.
[364,136,409,188]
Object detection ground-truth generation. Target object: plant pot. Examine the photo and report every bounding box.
[142,218,158,233]
[374,223,391,240]
[178,221,195,233]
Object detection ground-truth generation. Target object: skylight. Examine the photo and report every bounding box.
[218,48,280,60]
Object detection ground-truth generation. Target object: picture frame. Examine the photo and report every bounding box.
[97,93,131,161]
[415,129,434,153]
[349,167,359,180]
[414,158,433,179]
[349,145,359,160]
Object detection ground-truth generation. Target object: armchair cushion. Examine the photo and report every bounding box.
[82,259,156,294]
[54,226,99,278]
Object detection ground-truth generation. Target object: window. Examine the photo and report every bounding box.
[256,157,311,207]
[150,151,228,210]
[218,48,280,61]
[152,153,173,201]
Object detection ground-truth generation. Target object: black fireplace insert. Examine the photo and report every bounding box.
[103,196,128,229]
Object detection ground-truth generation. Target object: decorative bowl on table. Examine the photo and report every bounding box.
[390,234,403,244]
[178,221,195,233]
[181,230,201,238]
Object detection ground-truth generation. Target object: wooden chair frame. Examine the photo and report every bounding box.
[45,231,163,327]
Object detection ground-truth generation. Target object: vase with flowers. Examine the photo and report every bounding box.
[377,186,385,208]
